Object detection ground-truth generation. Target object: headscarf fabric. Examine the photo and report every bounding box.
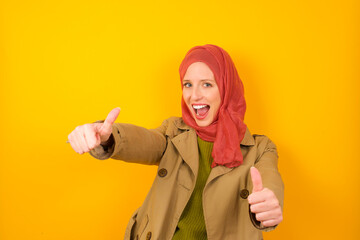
[179,44,247,168]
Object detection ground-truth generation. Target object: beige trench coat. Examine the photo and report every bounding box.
[90,117,284,240]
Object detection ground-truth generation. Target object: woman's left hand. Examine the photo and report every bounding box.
[248,167,283,227]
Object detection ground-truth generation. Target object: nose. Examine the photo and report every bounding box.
[191,86,203,101]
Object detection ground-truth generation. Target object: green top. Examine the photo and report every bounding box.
[172,136,214,240]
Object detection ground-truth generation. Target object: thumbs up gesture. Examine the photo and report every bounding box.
[248,167,283,227]
[67,107,120,154]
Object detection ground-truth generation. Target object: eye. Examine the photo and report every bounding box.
[204,82,212,87]
[183,82,192,88]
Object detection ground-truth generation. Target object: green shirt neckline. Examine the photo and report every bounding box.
[172,136,214,240]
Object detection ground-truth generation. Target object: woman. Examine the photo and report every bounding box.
[67,44,284,240]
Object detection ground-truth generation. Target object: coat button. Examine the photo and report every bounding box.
[146,231,152,240]
[240,189,249,199]
[158,168,167,177]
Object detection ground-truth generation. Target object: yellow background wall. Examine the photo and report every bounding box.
[1,0,359,239]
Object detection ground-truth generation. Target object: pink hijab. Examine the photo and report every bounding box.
[179,44,247,168]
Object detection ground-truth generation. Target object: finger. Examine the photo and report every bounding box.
[255,211,273,222]
[69,134,84,154]
[261,218,282,227]
[95,132,101,146]
[68,134,82,154]
[250,198,280,213]
[90,127,102,145]
[249,189,279,210]
[74,127,90,153]
[83,124,99,149]
[250,202,270,213]
[250,167,263,192]
[248,192,266,205]
[100,107,120,134]
[255,208,282,222]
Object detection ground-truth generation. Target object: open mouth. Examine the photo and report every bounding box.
[192,104,210,118]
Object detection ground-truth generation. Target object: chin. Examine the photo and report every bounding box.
[194,119,211,127]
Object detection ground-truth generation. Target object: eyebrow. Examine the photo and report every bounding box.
[183,79,216,82]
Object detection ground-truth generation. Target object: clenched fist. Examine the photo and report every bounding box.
[67,107,120,154]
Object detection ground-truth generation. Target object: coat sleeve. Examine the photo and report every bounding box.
[250,136,284,232]
[89,119,169,165]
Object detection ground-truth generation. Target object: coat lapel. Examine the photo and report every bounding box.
[206,127,254,185]
[170,118,255,186]
[206,166,233,186]
[171,129,199,178]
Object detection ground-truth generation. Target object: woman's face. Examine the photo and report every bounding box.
[182,62,221,127]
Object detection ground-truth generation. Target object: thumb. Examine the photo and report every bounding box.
[99,107,121,137]
[250,167,263,192]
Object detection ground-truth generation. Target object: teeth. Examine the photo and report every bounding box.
[193,105,208,109]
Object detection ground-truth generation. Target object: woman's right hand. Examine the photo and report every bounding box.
[67,107,120,154]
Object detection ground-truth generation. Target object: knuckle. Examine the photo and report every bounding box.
[267,189,274,197]
[77,125,85,132]
[263,221,271,227]
[89,138,99,149]
[271,200,278,208]
[266,192,274,200]
[84,124,93,130]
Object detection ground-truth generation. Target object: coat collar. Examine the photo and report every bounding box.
[171,117,254,187]
[170,127,199,179]
[173,117,255,146]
